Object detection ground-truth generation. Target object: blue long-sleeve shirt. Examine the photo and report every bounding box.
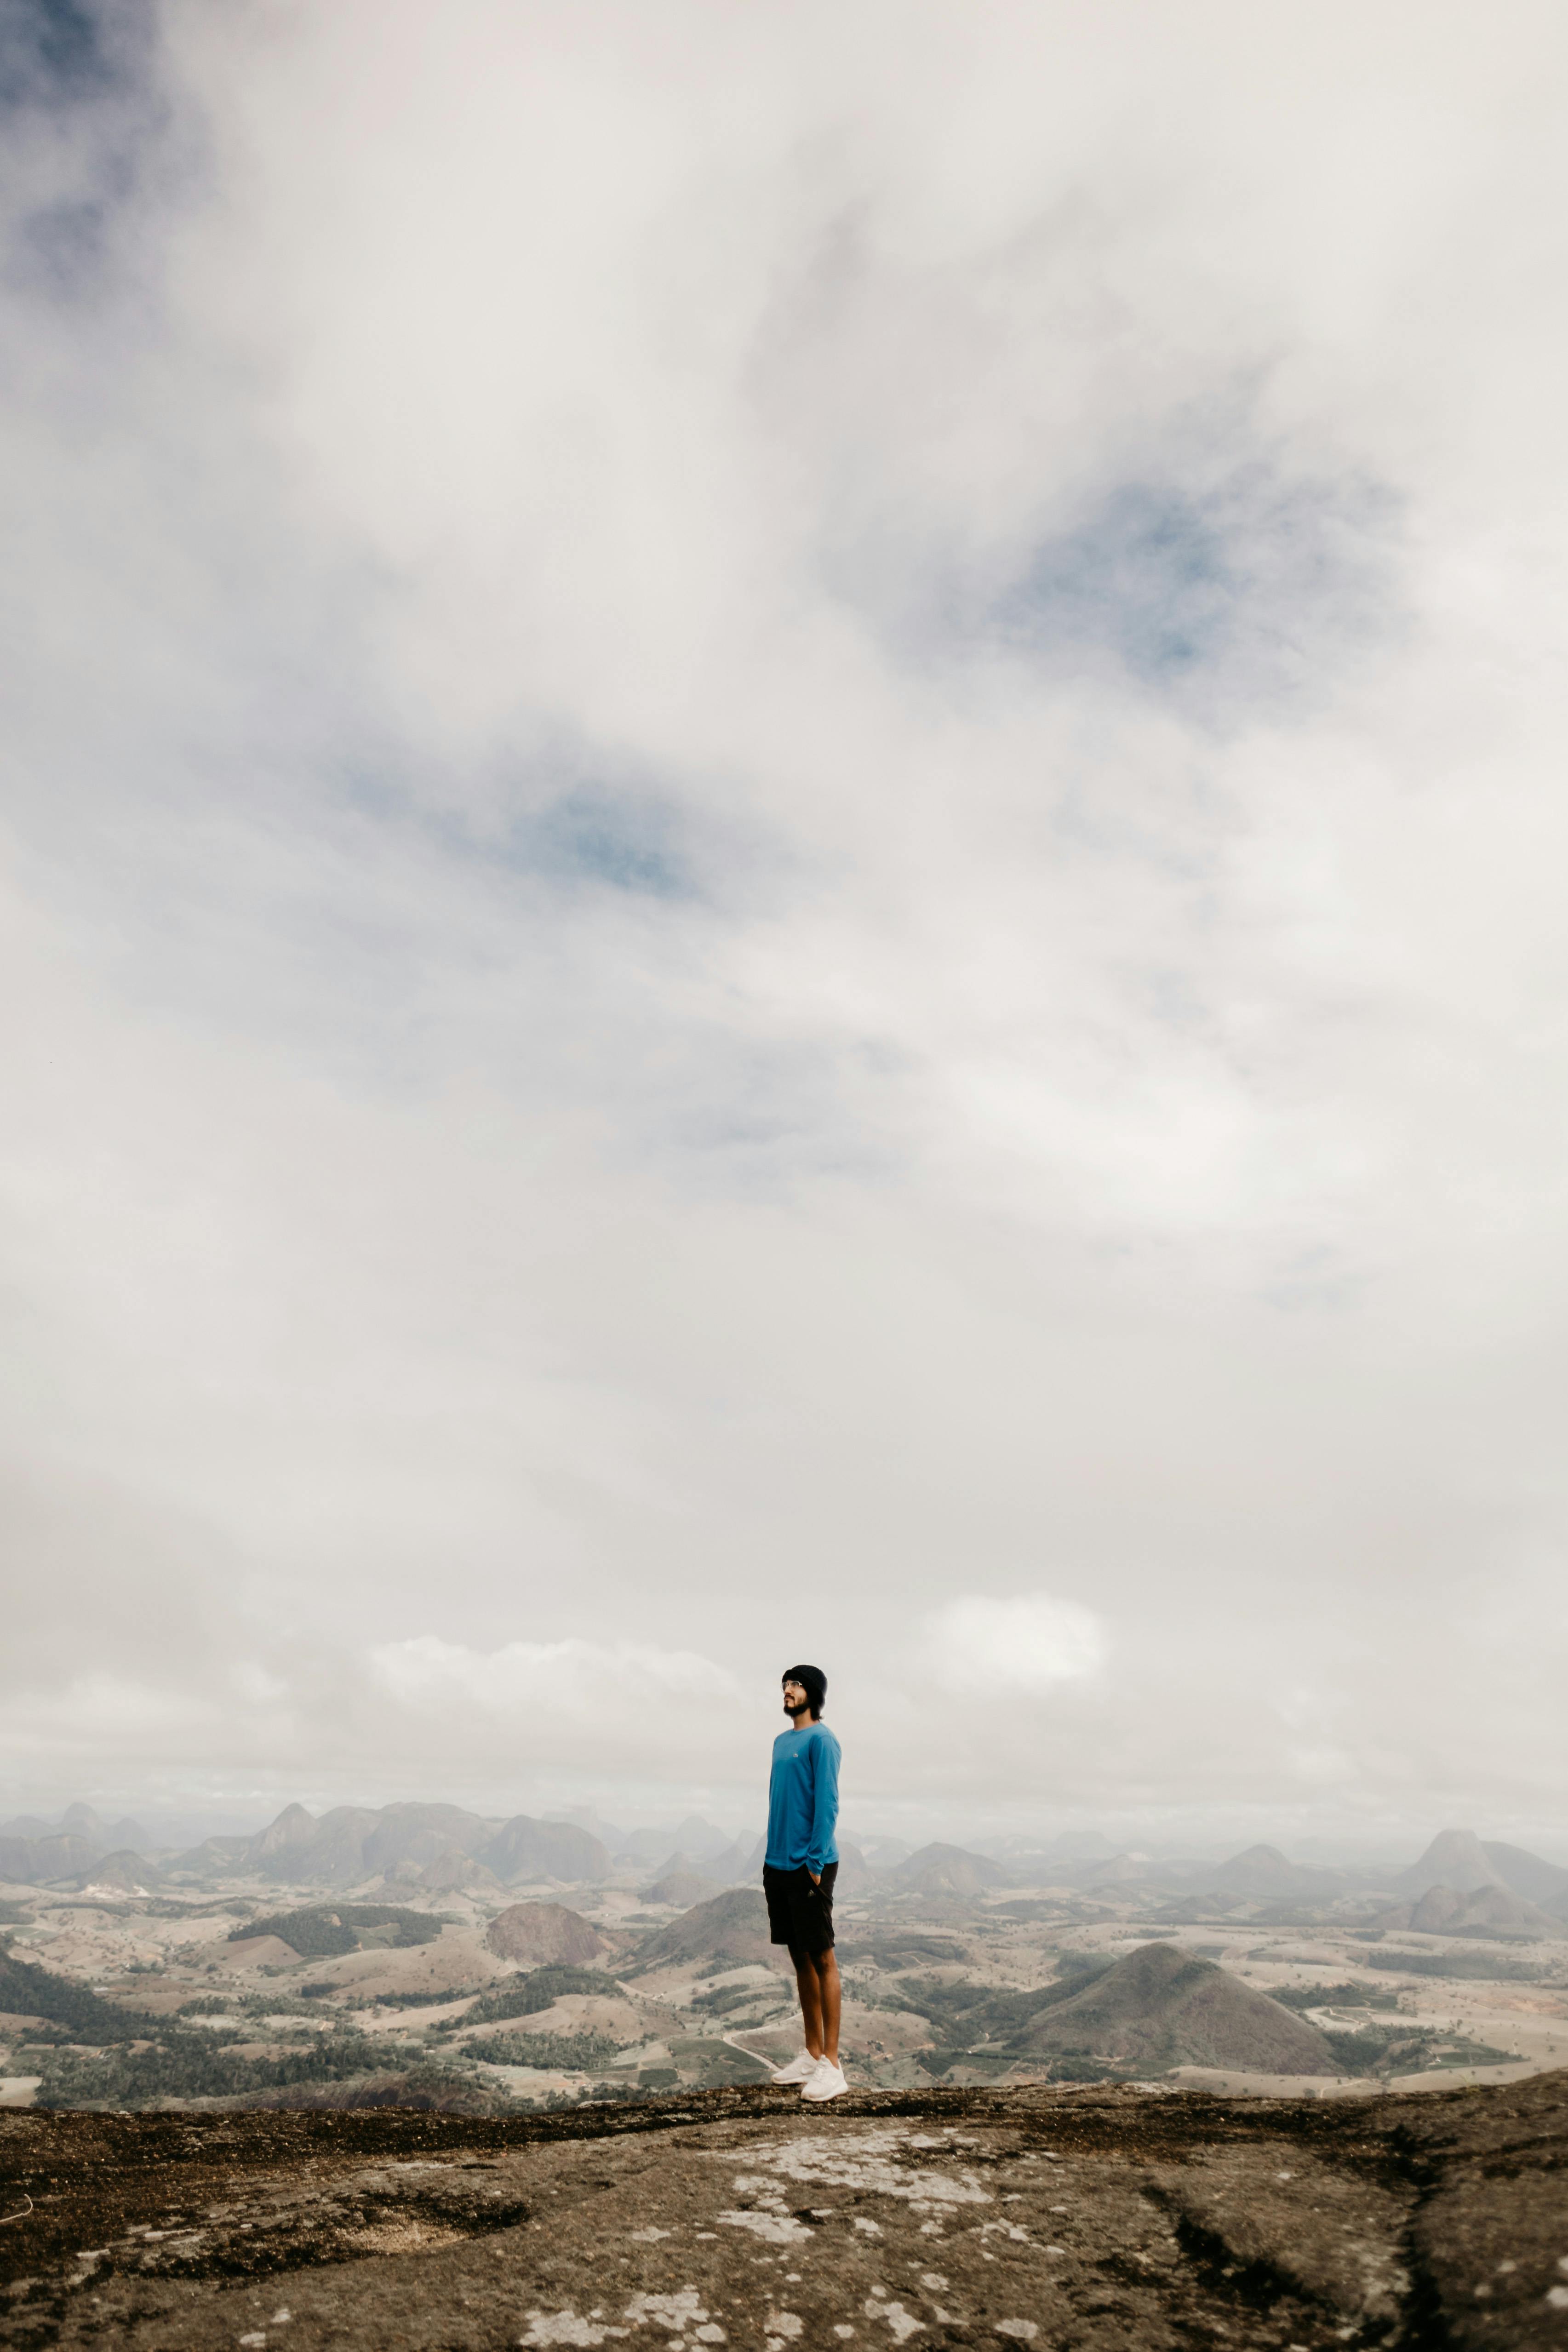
[765,1720,841,1875]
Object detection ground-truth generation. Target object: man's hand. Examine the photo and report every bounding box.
[808,1870,821,1888]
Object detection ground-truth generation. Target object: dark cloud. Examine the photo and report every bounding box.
[0,0,116,110]
[0,0,160,298]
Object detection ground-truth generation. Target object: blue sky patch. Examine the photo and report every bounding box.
[530,790,689,899]
[992,460,1395,707]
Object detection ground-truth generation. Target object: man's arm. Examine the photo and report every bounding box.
[805,1730,839,1882]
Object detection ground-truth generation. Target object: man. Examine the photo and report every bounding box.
[763,1663,847,2101]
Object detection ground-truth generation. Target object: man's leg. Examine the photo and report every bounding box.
[800,1946,840,2064]
[792,1945,825,2059]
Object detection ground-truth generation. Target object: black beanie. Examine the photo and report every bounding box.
[784,1663,827,1719]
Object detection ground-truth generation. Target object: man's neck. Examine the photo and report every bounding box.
[786,1708,814,1731]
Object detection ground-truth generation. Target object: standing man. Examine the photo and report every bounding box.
[764,1663,847,2101]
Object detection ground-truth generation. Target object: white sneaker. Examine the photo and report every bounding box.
[801,2060,848,2101]
[770,2049,822,2085]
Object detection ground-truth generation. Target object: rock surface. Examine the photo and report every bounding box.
[2,2072,1566,2348]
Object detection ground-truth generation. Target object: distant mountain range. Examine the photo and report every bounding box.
[0,1799,772,1897]
[181,1802,613,1890]
[3,1803,1566,1923]
[0,1803,156,1894]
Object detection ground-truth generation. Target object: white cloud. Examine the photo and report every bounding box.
[371,1637,740,1715]
[917,1597,1106,1696]
[4,0,1568,1844]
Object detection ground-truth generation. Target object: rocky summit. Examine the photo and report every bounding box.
[3,2072,1567,2350]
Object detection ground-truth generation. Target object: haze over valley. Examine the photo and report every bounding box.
[5,1798,1566,2117]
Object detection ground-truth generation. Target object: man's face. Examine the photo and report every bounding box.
[782,1677,809,1717]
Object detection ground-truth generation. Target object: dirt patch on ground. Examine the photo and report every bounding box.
[2,2071,1565,2347]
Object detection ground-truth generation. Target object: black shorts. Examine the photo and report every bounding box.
[764,1861,838,1955]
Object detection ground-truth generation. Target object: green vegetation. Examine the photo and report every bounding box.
[988,1902,1080,1923]
[891,1953,1115,2038]
[885,1966,1112,2054]
[1424,2037,1519,2068]
[179,1991,333,2020]
[0,1944,147,2043]
[230,1905,446,1957]
[1366,1950,1544,1982]
[464,2030,622,2071]
[1271,1981,1401,2011]
[0,1901,31,1926]
[464,1967,615,2025]
[30,2025,395,2109]
[1052,1952,1118,1988]
[1316,2021,1517,2075]
[664,2038,773,2086]
[373,1986,480,2008]
[916,2042,1123,2084]
[1319,2024,1435,2073]
[839,1936,966,1967]
[689,1980,778,2017]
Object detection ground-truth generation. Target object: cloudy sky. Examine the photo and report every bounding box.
[5,0,1568,1853]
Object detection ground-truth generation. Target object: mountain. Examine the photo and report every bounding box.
[479,1816,610,1884]
[248,1802,320,1863]
[53,1848,166,1895]
[363,1804,494,1876]
[484,1902,608,1966]
[1204,1845,1343,1900]
[614,1827,690,1866]
[705,1831,766,1885]
[1080,1854,1152,1887]
[665,1817,738,1866]
[604,1817,737,1874]
[59,1803,108,1844]
[1021,1943,1339,2075]
[630,1889,788,1974]
[167,1803,610,1888]
[104,1818,155,1855]
[0,1805,159,1886]
[0,1832,97,1887]
[832,1836,876,1897]
[170,1835,252,1877]
[641,1861,724,1908]
[1399,1830,1506,1898]
[1481,1841,1568,1912]
[414,1849,504,1893]
[856,1836,914,1866]
[171,1804,376,1887]
[892,1843,1007,1897]
[303,1808,386,1884]
[1393,1883,1567,1939]
[544,1808,621,1843]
